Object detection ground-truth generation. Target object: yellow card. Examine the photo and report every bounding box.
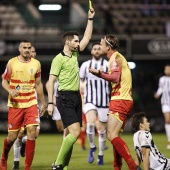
[89,0,92,9]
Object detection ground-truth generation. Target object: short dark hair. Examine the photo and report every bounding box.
[91,42,100,48]
[104,35,119,50]
[20,39,32,44]
[62,31,79,45]
[130,112,147,132]
[165,64,170,67]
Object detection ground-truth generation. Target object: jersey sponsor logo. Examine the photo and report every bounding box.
[16,85,20,91]
[148,37,170,56]
[21,85,32,92]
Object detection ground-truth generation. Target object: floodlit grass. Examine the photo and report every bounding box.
[0,133,169,170]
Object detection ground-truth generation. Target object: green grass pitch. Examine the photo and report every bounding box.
[0,133,169,170]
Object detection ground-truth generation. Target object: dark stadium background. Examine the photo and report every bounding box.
[0,0,170,133]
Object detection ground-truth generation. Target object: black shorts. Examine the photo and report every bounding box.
[56,91,82,128]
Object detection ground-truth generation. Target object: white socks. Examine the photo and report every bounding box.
[98,130,106,156]
[22,136,27,144]
[86,123,95,148]
[13,138,21,161]
[165,124,170,142]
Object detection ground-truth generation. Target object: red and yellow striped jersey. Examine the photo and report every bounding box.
[2,56,41,108]
[108,51,132,101]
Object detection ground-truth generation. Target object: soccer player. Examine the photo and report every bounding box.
[79,42,110,165]
[89,35,141,170]
[0,40,47,170]
[12,45,40,170]
[131,112,170,170]
[154,64,170,149]
[47,8,95,170]
[46,80,64,133]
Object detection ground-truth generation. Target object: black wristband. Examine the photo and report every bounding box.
[48,102,54,105]
[88,18,93,20]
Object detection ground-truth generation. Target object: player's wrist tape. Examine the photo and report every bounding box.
[88,18,93,20]
[48,102,54,105]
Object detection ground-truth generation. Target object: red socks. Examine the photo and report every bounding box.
[25,140,35,170]
[113,146,122,170]
[79,131,86,149]
[2,138,14,159]
[111,137,137,170]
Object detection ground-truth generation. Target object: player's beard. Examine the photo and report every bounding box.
[71,47,78,52]
[94,53,100,60]
[23,53,30,61]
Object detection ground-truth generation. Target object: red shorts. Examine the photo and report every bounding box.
[20,122,25,131]
[8,104,39,131]
[108,100,133,130]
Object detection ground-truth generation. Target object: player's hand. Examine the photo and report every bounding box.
[88,8,95,18]
[154,93,159,99]
[39,103,47,117]
[89,68,101,77]
[9,89,19,98]
[47,104,54,117]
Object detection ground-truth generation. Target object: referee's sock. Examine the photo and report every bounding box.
[62,146,73,170]
[55,134,77,166]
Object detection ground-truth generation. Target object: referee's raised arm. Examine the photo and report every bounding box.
[79,8,95,51]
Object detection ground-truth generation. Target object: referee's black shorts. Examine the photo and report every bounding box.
[56,91,82,128]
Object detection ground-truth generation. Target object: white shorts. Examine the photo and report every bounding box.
[83,103,108,123]
[162,105,170,113]
[52,106,61,121]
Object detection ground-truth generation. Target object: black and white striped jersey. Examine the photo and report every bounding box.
[133,130,170,170]
[79,58,110,108]
[156,76,170,105]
